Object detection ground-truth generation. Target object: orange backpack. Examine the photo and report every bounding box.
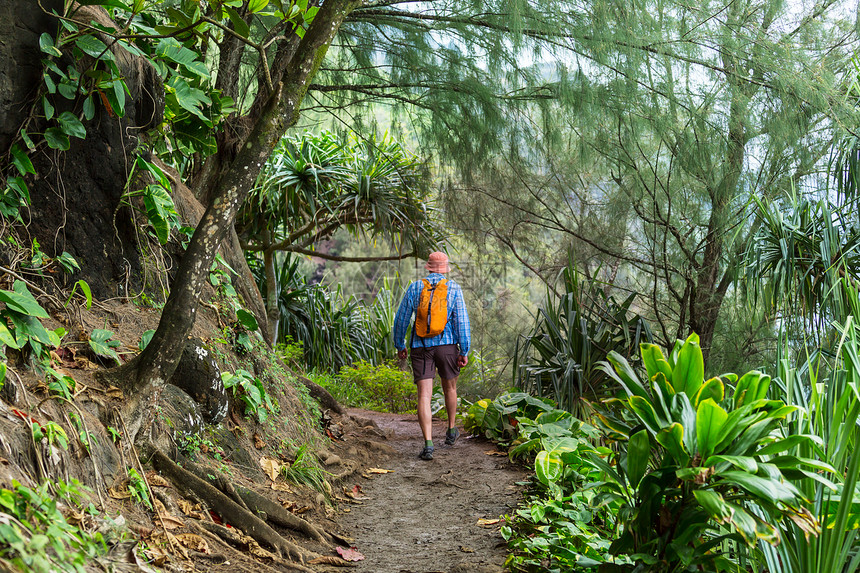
[415,278,448,338]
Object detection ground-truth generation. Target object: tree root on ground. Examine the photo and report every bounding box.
[177,454,329,543]
[235,485,330,543]
[195,521,316,573]
[179,457,250,511]
[151,449,316,563]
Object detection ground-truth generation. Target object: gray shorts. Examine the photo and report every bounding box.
[409,344,460,381]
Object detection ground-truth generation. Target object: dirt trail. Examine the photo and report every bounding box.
[338,410,526,573]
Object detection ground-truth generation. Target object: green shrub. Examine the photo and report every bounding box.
[0,479,106,572]
[334,360,415,413]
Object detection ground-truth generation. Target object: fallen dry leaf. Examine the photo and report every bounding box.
[309,555,357,566]
[271,482,293,492]
[259,456,283,482]
[156,514,186,530]
[336,546,365,562]
[176,499,205,519]
[63,508,86,527]
[484,450,508,457]
[476,518,502,527]
[75,356,99,371]
[253,432,266,449]
[343,485,369,500]
[366,468,394,474]
[174,533,210,554]
[108,485,131,500]
[249,541,276,561]
[146,471,171,488]
[151,529,188,560]
[460,545,475,553]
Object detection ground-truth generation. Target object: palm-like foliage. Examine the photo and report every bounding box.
[744,191,860,344]
[239,131,441,254]
[239,131,443,343]
[515,262,650,418]
[760,309,860,573]
[250,253,397,372]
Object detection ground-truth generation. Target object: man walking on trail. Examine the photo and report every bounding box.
[394,252,470,461]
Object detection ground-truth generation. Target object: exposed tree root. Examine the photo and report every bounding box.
[176,455,328,543]
[196,521,316,573]
[299,376,345,415]
[179,457,250,511]
[235,484,330,543]
[151,449,315,563]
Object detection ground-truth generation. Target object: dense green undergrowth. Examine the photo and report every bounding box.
[468,331,860,572]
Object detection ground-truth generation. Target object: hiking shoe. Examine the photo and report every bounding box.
[418,446,434,460]
[445,428,460,446]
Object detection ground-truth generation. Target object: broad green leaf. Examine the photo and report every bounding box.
[19,128,35,150]
[248,0,268,13]
[535,450,563,485]
[719,470,801,504]
[757,434,820,456]
[8,312,54,347]
[57,111,86,139]
[607,351,649,399]
[734,371,764,408]
[89,329,120,363]
[0,323,19,348]
[83,95,95,120]
[694,377,725,408]
[667,339,683,369]
[641,343,672,382]
[0,281,49,318]
[225,6,251,38]
[696,398,727,459]
[167,76,212,122]
[0,362,5,386]
[43,96,55,120]
[44,127,70,150]
[694,489,733,523]
[627,429,649,489]
[10,144,35,176]
[39,33,61,56]
[236,309,259,331]
[629,395,661,434]
[725,418,776,457]
[143,184,176,244]
[6,176,30,204]
[156,38,210,78]
[139,329,155,351]
[74,35,111,59]
[652,371,676,399]
[673,333,704,396]
[57,252,80,273]
[66,279,92,309]
[704,454,757,473]
[656,423,689,465]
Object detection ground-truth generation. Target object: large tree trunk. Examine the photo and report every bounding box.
[107,0,360,442]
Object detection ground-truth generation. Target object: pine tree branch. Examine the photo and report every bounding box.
[280,247,416,263]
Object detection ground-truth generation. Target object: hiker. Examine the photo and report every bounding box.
[393,251,471,461]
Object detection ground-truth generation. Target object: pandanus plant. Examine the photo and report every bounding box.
[586,334,826,571]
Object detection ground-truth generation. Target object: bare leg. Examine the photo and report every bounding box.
[441,377,458,429]
[416,378,434,441]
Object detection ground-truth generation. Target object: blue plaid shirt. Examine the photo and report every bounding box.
[393,273,471,355]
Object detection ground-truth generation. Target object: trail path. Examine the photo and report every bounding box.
[338,410,527,573]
